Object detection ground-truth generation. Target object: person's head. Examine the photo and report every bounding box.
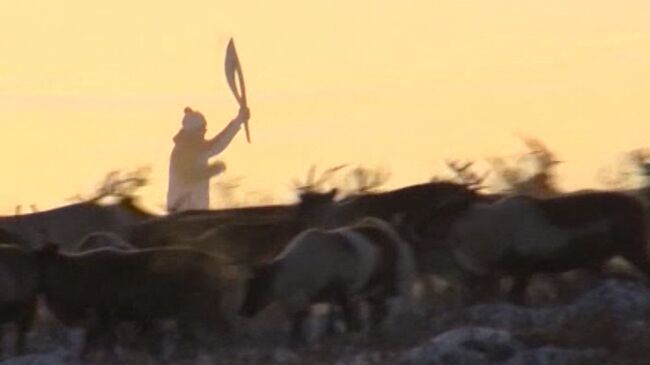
[181,107,207,136]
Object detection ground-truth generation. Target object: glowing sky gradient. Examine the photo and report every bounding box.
[2,1,650,212]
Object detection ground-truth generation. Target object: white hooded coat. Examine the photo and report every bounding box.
[166,108,245,212]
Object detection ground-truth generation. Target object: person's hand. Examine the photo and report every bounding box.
[209,161,227,176]
[238,106,250,121]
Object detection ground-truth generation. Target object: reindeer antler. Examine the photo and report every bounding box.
[522,137,561,169]
[345,166,390,194]
[446,159,489,190]
[487,137,561,198]
[293,164,347,193]
[90,167,150,202]
[487,157,520,188]
[627,149,650,183]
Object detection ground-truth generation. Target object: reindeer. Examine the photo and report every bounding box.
[36,245,243,359]
[0,245,39,357]
[239,217,416,346]
[429,190,650,304]
[125,202,297,249]
[0,170,157,250]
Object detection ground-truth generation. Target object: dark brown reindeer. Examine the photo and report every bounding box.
[174,218,306,265]
[125,165,347,256]
[0,196,156,251]
[134,191,339,266]
[430,190,650,304]
[295,180,483,243]
[198,164,349,263]
[36,245,243,359]
[0,244,39,358]
[125,202,297,249]
[484,142,650,302]
[0,171,157,251]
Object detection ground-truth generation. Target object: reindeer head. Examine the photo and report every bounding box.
[629,149,650,179]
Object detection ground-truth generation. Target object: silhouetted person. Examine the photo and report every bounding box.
[167,106,250,212]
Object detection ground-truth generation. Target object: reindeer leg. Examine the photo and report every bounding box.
[339,297,363,333]
[0,325,4,360]
[138,320,164,361]
[324,305,341,336]
[509,275,529,305]
[81,317,109,360]
[367,296,388,334]
[288,309,309,348]
[175,320,199,361]
[14,302,36,355]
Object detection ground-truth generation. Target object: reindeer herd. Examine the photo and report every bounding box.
[2,160,650,361]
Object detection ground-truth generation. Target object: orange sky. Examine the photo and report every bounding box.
[1,1,650,213]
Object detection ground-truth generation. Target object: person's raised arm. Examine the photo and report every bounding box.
[204,107,250,157]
